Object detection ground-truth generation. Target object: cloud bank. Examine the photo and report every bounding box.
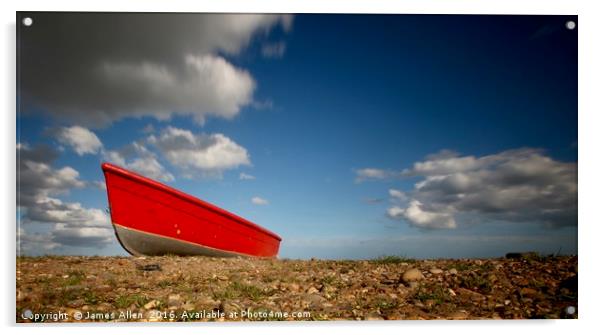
[20,13,293,126]
[18,144,114,253]
[368,148,577,229]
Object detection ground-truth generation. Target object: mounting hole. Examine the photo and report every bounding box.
[566,306,576,315]
[566,20,576,30]
[22,17,33,27]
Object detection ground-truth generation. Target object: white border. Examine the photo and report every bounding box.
[3,1,601,335]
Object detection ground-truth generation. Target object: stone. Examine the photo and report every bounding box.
[402,268,425,283]
[383,311,403,320]
[364,312,384,320]
[448,268,458,275]
[520,287,539,297]
[144,300,159,309]
[307,286,319,294]
[167,294,181,308]
[305,293,326,309]
[68,299,85,307]
[456,288,485,302]
[449,310,469,320]
[96,285,113,292]
[182,301,195,310]
[17,290,25,302]
[429,268,444,274]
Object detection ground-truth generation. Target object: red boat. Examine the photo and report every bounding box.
[101,163,281,257]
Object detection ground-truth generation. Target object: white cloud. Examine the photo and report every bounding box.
[56,126,103,155]
[382,148,577,229]
[388,189,407,202]
[24,197,105,225]
[99,54,255,125]
[354,168,396,183]
[388,200,457,229]
[251,196,269,205]
[261,41,286,58]
[239,172,256,180]
[52,221,114,247]
[148,127,250,178]
[103,142,174,182]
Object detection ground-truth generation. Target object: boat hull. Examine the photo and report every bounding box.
[102,163,281,257]
[113,224,246,257]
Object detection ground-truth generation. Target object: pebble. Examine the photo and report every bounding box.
[17,290,25,302]
[68,299,85,307]
[364,312,384,320]
[429,268,444,274]
[181,301,195,310]
[96,284,112,292]
[144,300,159,309]
[305,293,327,309]
[307,286,319,294]
[448,268,458,275]
[402,268,425,283]
[520,287,539,297]
[456,288,485,301]
[449,310,469,320]
[167,294,181,308]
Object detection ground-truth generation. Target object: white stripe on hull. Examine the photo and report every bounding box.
[113,223,240,257]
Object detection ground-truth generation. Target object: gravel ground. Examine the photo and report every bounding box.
[16,254,577,322]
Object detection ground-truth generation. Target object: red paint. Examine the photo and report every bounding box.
[102,162,281,257]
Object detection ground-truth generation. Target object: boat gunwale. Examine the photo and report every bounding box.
[101,162,282,242]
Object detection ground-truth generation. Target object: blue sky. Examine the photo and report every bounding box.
[17,14,577,258]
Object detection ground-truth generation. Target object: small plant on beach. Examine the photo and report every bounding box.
[114,294,149,309]
[65,270,86,286]
[413,284,451,306]
[213,281,271,302]
[459,272,493,294]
